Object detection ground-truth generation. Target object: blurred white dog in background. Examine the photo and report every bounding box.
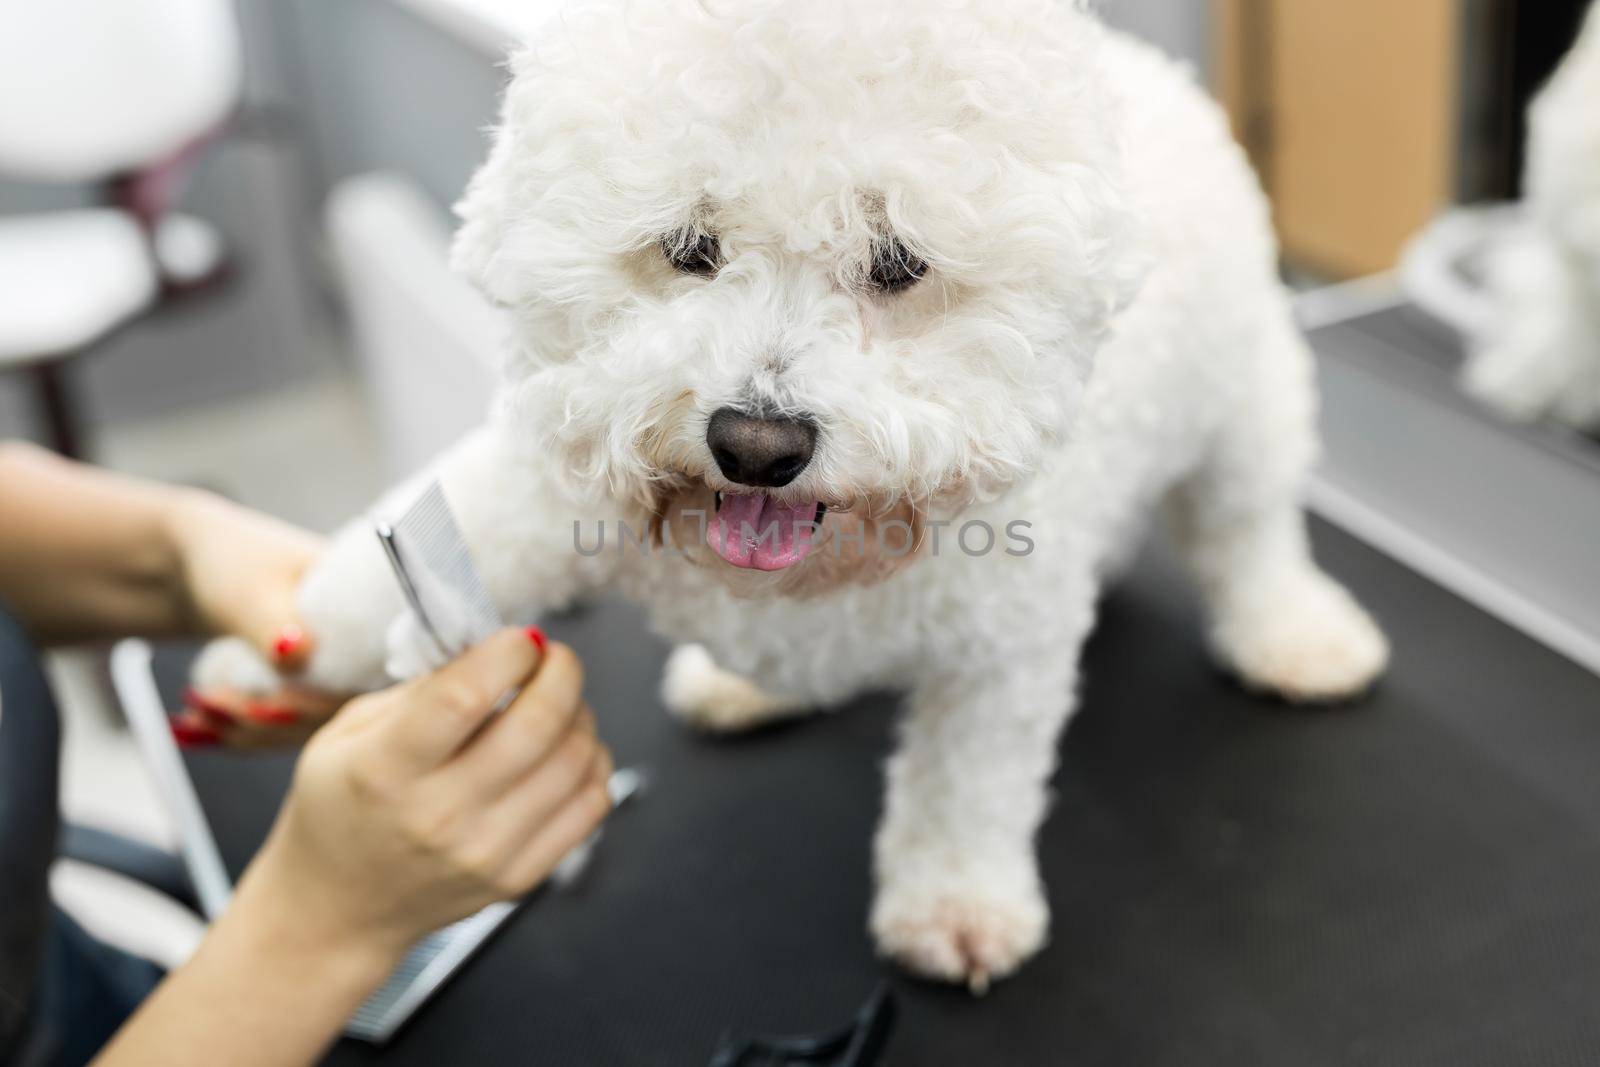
[198,0,1387,988]
[1461,2,1600,429]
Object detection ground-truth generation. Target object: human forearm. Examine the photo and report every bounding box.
[0,442,198,644]
[0,442,324,660]
[91,861,400,1067]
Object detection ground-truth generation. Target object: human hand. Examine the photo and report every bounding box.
[170,489,324,662]
[176,679,345,749]
[90,629,609,1067]
[231,627,612,961]
[166,491,340,746]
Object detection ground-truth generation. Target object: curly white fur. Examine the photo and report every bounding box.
[1467,1,1600,429]
[196,0,1386,987]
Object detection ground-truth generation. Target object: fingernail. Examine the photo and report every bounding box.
[273,625,306,662]
[183,686,225,712]
[525,625,547,654]
[171,717,221,747]
[247,705,300,725]
[182,687,234,725]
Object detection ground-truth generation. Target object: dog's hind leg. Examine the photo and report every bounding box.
[1165,310,1388,704]
[659,644,809,733]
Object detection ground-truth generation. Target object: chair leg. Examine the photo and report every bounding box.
[29,360,84,459]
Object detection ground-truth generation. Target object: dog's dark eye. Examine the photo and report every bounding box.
[868,238,927,294]
[662,230,721,277]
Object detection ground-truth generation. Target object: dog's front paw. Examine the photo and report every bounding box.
[191,636,284,697]
[193,627,393,700]
[384,610,452,682]
[660,644,800,734]
[1214,569,1389,704]
[870,876,1049,993]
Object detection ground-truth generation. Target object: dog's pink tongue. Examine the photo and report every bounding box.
[707,492,820,571]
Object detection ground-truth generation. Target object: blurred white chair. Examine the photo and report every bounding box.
[326,173,504,481]
[0,0,243,456]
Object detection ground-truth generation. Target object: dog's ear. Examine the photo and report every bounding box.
[450,125,521,308]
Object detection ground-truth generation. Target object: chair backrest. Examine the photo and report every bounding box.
[326,173,504,481]
[0,0,242,182]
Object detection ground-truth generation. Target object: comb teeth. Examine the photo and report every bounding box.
[345,903,518,1042]
[386,481,502,649]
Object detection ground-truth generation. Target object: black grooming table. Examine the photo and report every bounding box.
[160,518,1600,1066]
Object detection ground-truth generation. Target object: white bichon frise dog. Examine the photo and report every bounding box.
[198,0,1388,987]
[1462,1,1600,429]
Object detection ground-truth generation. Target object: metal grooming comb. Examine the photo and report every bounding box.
[340,481,512,1041]
[375,480,502,663]
[353,479,643,1042]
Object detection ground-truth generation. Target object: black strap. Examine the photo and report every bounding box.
[54,826,197,914]
[0,602,61,1060]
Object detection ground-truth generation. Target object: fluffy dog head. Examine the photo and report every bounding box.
[453,0,1145,583]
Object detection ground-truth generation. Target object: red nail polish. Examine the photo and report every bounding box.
[525,625,547,653]
[273,625,306,662]
[183,687,230,719]
[195,706,233,727]
[183,689,233,726]
[247,705,300,725]
[171,717,222,747]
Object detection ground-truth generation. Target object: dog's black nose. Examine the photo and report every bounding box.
[706,407,817,488]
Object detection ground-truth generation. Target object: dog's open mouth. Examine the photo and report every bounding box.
[707,490,827,571]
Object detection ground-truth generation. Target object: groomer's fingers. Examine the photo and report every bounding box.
[496,756,614,893]
[227,602,312,671]
[380,626,546,769]
[471,710,604,849]
[180,683,346,749]
[427,643,587,800]
[500,734,612,847]
[264,623,314,673]
[174,490,324,672]
[232,558,318,670]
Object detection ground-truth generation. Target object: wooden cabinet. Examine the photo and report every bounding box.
[1215,0,1462,278]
